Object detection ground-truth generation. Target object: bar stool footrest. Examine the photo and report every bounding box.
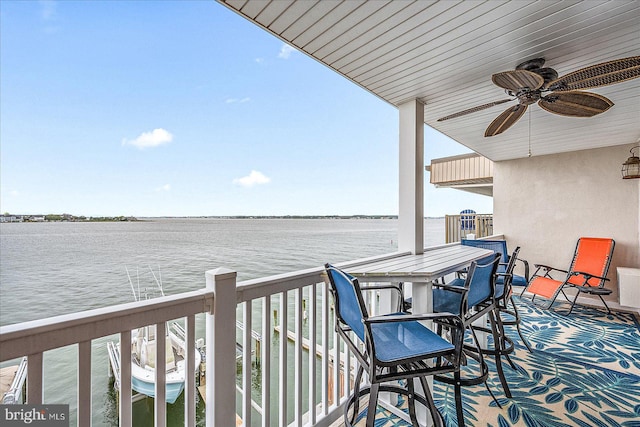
[343,383,438,427]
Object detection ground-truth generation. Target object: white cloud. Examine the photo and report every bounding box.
[225,97,251,104]
[156,184,171,192]
[39,0,57,21]
[255,58,265,64]
[278,44,296,59]
[39,0,60,33]
[233,170,271,188]
[122,128,173,149]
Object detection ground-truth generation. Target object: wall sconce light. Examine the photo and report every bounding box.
[621,145,640,179]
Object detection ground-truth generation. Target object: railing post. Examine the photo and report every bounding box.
[78,341,92,426]
[184,315,196,427]
[445,215,450,243]
[475,215,480,238]
[27,353,43,404]
[120,330,132,427]
[155,321,167,427]
[205,268,237,427]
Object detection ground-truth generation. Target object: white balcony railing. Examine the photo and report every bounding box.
[0,251,407,427]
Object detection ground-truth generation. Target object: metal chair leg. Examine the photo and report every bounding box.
[348,365,364,424]
[454,374,465,427]
[419,375,447,427]
[365,383,379,427]
[599,294,612,315]
[567,292,580,314]
[505,353,517,370]
[468,327,501,407]
[407,379,419,426]
[567,289,612,316]
[489,312,512,398]
[509,296,533,352]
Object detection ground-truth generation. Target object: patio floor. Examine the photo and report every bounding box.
[331,297,640,427]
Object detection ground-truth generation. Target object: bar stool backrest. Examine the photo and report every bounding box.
[325,264,367,341]
[466,253,501,308]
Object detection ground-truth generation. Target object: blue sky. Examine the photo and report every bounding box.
[0,0,492,217]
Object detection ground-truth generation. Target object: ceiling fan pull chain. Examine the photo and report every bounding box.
[528,109,532,158]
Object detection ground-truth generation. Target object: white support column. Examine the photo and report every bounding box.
[206,268,238,427]
[399,99,429,426]
[398,99,425,255]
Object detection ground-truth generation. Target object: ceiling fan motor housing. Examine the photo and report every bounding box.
[516,58,546,70]
[516,90,541,105]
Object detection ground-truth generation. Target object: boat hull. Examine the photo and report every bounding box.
[129,339,201,404]
[131,376,185,404]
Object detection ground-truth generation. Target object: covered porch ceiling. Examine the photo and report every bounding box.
[218,0,639,162]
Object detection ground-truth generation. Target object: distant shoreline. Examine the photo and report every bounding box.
[137,215,444,220]
[2,214,445,223]
[143,215,403,220]
[1,214,139,223]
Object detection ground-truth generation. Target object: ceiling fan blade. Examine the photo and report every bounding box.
[437,99,514,121]
[491,70,544,91]
[539,91,614,117]
[485,104,527,137]
[547,56,640,91]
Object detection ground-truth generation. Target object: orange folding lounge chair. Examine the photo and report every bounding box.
[525,237,615,314]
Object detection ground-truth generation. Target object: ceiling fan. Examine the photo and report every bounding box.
[437,56,640,137]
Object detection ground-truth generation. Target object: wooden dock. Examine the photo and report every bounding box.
[273,325,325,357]
[196,383,243,426]
[0,365,18,399]
[0,357,27,404]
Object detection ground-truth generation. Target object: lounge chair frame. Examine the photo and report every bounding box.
[526,237,615,314]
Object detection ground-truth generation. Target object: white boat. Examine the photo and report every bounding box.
[129,322,201,404]
[107,267,202,404]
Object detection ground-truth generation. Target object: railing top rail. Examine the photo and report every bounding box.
[235,251,412,302]
[0,288,213,362]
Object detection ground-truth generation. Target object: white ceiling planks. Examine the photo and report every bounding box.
[218,0,640,161]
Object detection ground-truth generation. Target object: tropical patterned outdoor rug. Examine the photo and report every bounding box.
[352,297,640,427]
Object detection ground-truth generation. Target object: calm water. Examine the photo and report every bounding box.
[0,218,444,425]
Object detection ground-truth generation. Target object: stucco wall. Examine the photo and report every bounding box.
[493,144,640,306]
